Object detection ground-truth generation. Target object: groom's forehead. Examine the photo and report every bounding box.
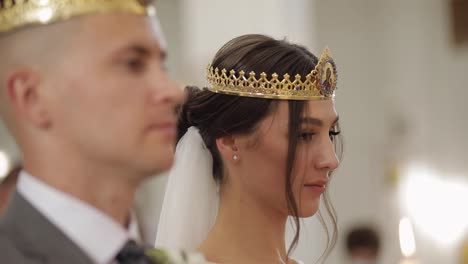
[75,13,167,59]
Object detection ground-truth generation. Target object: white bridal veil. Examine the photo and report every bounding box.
[155,127,219,251]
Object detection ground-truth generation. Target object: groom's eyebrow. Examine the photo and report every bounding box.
[115,44,167,60]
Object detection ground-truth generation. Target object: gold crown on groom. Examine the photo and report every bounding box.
[0,0,154,33]
[206,47,338,101]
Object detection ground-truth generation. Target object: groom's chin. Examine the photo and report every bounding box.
[131,152,175,180]
[150,154,175,176]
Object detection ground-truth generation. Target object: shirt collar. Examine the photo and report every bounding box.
[17,171,140,264]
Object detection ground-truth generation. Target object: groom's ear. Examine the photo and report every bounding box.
[216,135,239,160]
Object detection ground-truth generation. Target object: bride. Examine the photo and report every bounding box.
[156,34,342,264]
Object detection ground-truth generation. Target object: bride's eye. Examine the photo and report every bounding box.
[298,132,315,141]
[329,130,341,141]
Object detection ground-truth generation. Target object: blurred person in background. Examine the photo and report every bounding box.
[345,226,381,264]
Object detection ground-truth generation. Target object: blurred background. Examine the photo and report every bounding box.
[1,0,468,263]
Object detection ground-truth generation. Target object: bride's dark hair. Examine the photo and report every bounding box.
[178,34,342,260]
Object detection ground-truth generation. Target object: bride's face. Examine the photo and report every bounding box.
[236,100,340,217]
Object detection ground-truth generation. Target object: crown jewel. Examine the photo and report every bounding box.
[0,0,153,33]
[206,47,338,100]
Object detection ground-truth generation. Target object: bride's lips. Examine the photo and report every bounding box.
[304,179,328,194]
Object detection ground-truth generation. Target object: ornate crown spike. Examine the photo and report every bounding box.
[206,47,338,100]
[0,0,154,34]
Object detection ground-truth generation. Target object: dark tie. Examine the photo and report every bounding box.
[116,240,156,264]
[116,240,181,264]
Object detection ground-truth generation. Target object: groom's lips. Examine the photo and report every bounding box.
[148,121,177,137]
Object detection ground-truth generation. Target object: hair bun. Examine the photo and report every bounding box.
[177,86,202,140]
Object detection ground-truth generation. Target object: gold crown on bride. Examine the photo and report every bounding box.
[206,47,338,100]
[0,0,154,33]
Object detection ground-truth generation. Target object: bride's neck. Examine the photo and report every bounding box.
[199,185,291,264]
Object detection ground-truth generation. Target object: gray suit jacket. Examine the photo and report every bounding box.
[0,191,95,264]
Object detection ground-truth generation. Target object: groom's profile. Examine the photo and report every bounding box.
[0,1,185,263]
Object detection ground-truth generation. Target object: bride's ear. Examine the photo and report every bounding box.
[216,135,239,162]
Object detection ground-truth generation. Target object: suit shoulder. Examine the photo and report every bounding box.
[0,231,36,263]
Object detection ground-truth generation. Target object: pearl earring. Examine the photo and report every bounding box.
[233,154,239,161]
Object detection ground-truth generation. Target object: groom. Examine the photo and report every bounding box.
[0,1,188,263]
